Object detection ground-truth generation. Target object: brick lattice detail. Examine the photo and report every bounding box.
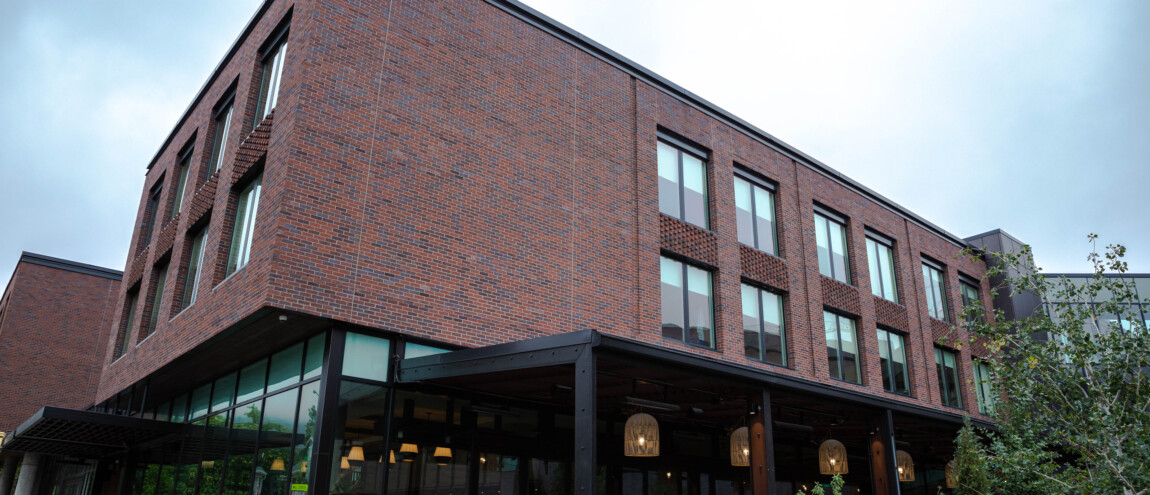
[660,215,718,267]
[821,276,860,316]
[124,246,149,289]
[153,215,180,261]
[874,296,908,331]
[186,173,219,227]
[229,112,274,186]
[740,245,788,291]
[930,318,955,341]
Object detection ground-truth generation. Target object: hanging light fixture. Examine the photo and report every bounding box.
[729,427,750,467]
[895,450,914,482]
[270,458,286,472]
[348,445,365,462]
[301,461,307,473]
[399,443,419,461]
[390,450,396,464]
[624,412,660,457]
[340,456,350,470]
[433,446,453,465]
[945,460,958,488]
[818,439,848,475]
[200,460,215,469]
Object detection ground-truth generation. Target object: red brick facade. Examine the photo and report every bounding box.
[97,0,995,424]
[0,255,120,433]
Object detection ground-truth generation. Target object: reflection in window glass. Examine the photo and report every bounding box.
[226,398,262,495]
[211,372,237,412]
[815,213,850,284]
[293,381,320,487]
[331,381,391,494]
[200,411,230,493]
[268,342,304,392]
[974,360,994,414]
[877,329,909,395]
[343,333,392,381]
[657,140,708,229]
[961,282,982,323]
[256,389,298,495]
[660,257,713,348]
[237,359,268,405]
[170,393,188,423]
[923,262,949,321]
[734,176,777,255]
[825,312,860,383]
[303,333,326,380]
[741,284,785,365]
[405,342,450,359]
[866,238,898,303]
[935,348,962,407]
[189,383,212,420]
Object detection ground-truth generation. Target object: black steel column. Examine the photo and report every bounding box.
[312,328,346,495]
[750,389,776,495]
[574,345,597,495]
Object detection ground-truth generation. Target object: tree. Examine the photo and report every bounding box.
[962,236,1150,494]
[951,417,990,495]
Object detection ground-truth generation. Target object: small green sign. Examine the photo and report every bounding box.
[290,484,309,492]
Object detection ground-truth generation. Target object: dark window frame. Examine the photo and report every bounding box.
[740,281,787,366]
[814,205,851,284]
[140,180,165,249]
[876,327,910,395]
[206,89,236,180]
[922,257,949,322]
[935,347,962,408]
[865,230,898,303]
[973,359,994,414]
[170,140,195,219]
[115,286,141,359]
[254,20,291,127]
[660,255,715,350]
[657,130,710,230]
[959,275,983,323]
[824,310,861,384]
[733,168,779,256]
[225,171,265,277]
[142,259,171,341]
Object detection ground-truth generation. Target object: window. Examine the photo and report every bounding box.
[143,262,169,339]
[741,284,785,365]
[256,33,289,124]
[657,137,708,229]
[973,360,994,414]
[170,146,193,218]
[734,174,777,255]
[922,260,948,321]
[876,329,909,395]
[180,228,207,310]
[960,279,982,323]
[866,235,898,303]
[226,173,263,276]
[815,210,850,284]
[935,348,962,408]
[140,183,163,246]
[117,291,140,357]
[208,98,234,175]
[661,256,714,348]
[824,311,860,383]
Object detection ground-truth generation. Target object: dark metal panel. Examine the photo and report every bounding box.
[397,331,597,382]
[574,345,597,495]
[3,407,182,458]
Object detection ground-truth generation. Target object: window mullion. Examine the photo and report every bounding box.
[749,185,759,250]
[681,263,690,344]
[758,291,767,360]
[677,152,686,222]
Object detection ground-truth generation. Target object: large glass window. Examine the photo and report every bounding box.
[733,175,777,255]
[256,34,289,125]
[866,237,898,303]
[143,262,169,339]
[179,228,207,311]
[330,382,391,495]
[140,184,163,247]
[973,360,994,414]
[170,146,192,218]
[741,284,785,365]
[117,290,139,357]
[876,329,909,395]
[824,312,860,383]
[960,280,982,323]
[660,257,714,348]
[209,100,234,176]
[815,211,850,284]
[657,140,708,229]
[343,332,392,382]
[935,348,962,408]
[922,261,949,321]
[226,173,263,276]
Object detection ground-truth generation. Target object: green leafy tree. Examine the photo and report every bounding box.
[794,474,844,495]
[951,417,990,495]
[961,236,1150,494]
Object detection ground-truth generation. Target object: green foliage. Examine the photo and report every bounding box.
[952,417,990,495]
[794,474,844,495]
[960,235,1150,494]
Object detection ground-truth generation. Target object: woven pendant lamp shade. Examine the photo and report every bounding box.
[399,443,418,461]
[896,450,915,482]
[624,412,660,457]
[433,447,453,465]
[340,456,350,470]
[945,460,958,488]
[818,439,848,475]
[729,427,750,466]
[348,445,365,462]
[389,450,396,464]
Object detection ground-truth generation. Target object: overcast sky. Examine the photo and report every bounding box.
[2,0,1147,290]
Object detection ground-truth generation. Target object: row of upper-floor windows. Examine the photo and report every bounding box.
[656,136,983,324]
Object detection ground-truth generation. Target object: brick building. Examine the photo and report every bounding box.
[0,1,1005,494]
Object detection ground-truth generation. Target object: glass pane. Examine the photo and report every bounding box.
[343,333,392,381]
[303,333,326,380]
[211,373,237,412]
[171,394,189,423]
[155,401,171,422]
[762,290,784,365]
[878,329,892,391]
[753,186,776,255]
[682,153,708,229]
[829,221,850,284]
[741,285,761,360]
[686,265,713,348]
[292,382,320,488]
[657,142,680,218]
[891,333,908,394]
[405,342,449,359]
[660,258,684,341]
[815,215,831,277]
[329,382,390,494]
[181,229,206,309]
[190,383,212,420]
[147,263,169,336]
[880,244,897,302]
[256,389,297,495]
[839,318,859,383]
[200,412,230,495]
[923,265,937,318]
[824,312,840,380]
[268,343,304,392]
[868,240,883,298]
[734,178,754,247]
[237,359,268,405]
[225,399,261,495]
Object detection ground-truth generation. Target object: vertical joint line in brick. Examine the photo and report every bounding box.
[631,76,639,336]
[569,59,578,335]
[792,160,815,369]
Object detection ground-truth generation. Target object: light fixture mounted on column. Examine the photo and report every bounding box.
[896,450,914,482]
[818,439,848,475]
[624,412,660,457]
[729,426,750,467]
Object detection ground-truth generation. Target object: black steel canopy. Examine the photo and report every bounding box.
[2,407,182,458]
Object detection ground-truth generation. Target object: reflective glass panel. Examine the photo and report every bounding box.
[343,333,392,382]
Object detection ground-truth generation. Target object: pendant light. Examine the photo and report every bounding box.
[433,446,453,465]
[399,443,418,461]
[945,460,958,488]
[729,427,750,467]
[348,444,365,462]
[624,412,660,457]
[301,461,307,473]
[818,439,848,475]
[200,460,215,469]
[895,450,914,482]
[270,458,286,472]
[340,456,350,470]
[389,450,396,464]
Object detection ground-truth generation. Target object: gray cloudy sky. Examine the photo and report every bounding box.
[2,0,1148,290]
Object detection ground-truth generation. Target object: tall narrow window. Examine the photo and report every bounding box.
[117,291,140,357]
[256,33,289,125]
[935,348,962,408]
[208,98,234,175]
[922,260,948,321]
[140,184,164,247]
[180,228,207,310]
[877,328,909,395]
[170,145,193,218]
[143,262,169,339]
[973,360,994,414]
[815,210,850,284]
[866,235,898,302]
[960,279,982,323]
[657,137,709,229]
[741,284,785,365]
[227,174,263,276]
[661,256,714,348]
[734,174,777,255]
[824,311,860,383]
